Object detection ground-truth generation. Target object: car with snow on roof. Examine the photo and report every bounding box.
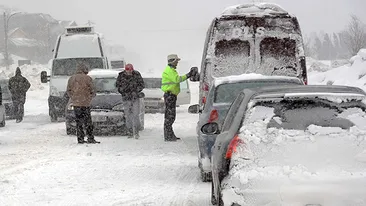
[209,85,366,206]
[0,79,15,119]
[65,69,145,135]
[188,74,303,182]
[196,3,308,112]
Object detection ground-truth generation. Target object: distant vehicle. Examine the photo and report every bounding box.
[188,74,303,182]
[210,85,366,206]
[41,26,110,122]
[110,60,125,69]
[65,70,145,135]
[143,77,191,113]
[197,3,308,109]
[0,79,15,119]
[0,84,6,127]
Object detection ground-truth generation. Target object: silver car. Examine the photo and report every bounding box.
[65,70,145,135]
[210,85,366,206]
[188,75,304,182]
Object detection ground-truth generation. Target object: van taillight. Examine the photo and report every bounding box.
[225,135,243,159]
[208,109,218,123]
[304,79,308,85]
[202,97,207,104]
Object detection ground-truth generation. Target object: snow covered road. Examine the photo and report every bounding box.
[0,90,211,205]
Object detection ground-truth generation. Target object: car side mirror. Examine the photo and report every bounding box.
[41,71,50,83]
[188,104,200,114]
[201,122,220,135]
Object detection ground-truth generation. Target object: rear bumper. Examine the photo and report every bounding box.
[222,176,366,206]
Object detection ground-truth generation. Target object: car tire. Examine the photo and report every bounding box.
[0,114,5,127]
[50,113,58,122]
[211,182,218,205]
[201,170,212,182]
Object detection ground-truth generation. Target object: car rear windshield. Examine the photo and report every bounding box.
[144,78,162,89]
[244,99,366,132]
[214,80,300,103]
[94,78,117,93]
[52,58,104,76]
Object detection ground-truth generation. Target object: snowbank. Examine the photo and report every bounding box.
[0,63,49,91]
[309,49,366,92]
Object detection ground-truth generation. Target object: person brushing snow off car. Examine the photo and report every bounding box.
[67,64,100,144]
[115,63,145,139]
[8,67,31,123]
[161,54,198,141]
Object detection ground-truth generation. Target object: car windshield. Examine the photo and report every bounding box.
[244,99,366,131]
[111,61,125,69]
[52,58,104,76]
[0,80,12,100]
[144,78,162,89]
[94,78,118,93]
[214,80,301,103]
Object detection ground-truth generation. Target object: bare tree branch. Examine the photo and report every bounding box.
[343,15,366,56]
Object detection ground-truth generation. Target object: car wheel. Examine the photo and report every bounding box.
[50,113,58,122]
[0,114,5,127]
[211,182,218,205]
[201,169,212,182]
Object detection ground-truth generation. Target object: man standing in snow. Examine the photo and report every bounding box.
[67,64,100,144]
[8,67,31,123]
[161,54,195,141]
[115,63,145,139]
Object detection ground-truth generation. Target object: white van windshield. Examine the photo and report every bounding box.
[56,35,102,58]
[52,58,104,76]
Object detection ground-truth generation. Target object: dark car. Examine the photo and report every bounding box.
[209,85,366,206]
[0,79,15,119]
[65,70,145,135]
[188,74,303,182]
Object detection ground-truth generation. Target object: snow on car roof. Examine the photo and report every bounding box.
[214,73,301,86]
[221,3,289,17]
[88,69,120,78]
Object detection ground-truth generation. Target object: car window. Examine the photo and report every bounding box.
[214,80,301,103]
[222,92,245,132]
[144,78,162,89]
[94,78,118,93]
[244,99,366,132]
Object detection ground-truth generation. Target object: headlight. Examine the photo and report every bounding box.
[161,97,164,101]
[112,104,124,111]
[67,104,74,110]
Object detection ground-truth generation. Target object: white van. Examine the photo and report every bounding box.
[41,26,110,122]
[197,3,308,106]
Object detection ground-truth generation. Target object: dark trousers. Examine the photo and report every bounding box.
[12,98,24,121]
[74,107,94,142]
[164,92,177,140]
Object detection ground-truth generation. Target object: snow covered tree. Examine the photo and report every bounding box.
[313,35,323,59]
[343,15,366,56]
[321,33,334,60]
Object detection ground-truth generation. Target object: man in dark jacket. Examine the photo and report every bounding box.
[115,63,145,139]
[8,67,31,123]
[67,64,100,144]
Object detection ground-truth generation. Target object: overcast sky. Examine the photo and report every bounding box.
[2,0,366,69]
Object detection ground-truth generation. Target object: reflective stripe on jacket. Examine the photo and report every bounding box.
[161,65,187,96]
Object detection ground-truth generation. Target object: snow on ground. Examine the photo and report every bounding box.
[0,79,208,205]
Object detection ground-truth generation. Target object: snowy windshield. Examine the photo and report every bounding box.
[244,99,366,132]
[144,78,162,88]
[0,80,11,100]
[214,80,300,103]
[52,58,104,76]
[111,60,125,69]
[94,78,117,93]
[56,35,102,58]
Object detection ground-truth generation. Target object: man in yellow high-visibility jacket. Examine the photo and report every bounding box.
[161,54,193,141]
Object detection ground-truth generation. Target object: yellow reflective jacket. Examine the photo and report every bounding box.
[161,65,187,96]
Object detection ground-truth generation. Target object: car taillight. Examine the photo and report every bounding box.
[225,135,243,159]
[304,80,308,85]
[208,109,218,123]
[202,96,207,104]
[203,83,209,91]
